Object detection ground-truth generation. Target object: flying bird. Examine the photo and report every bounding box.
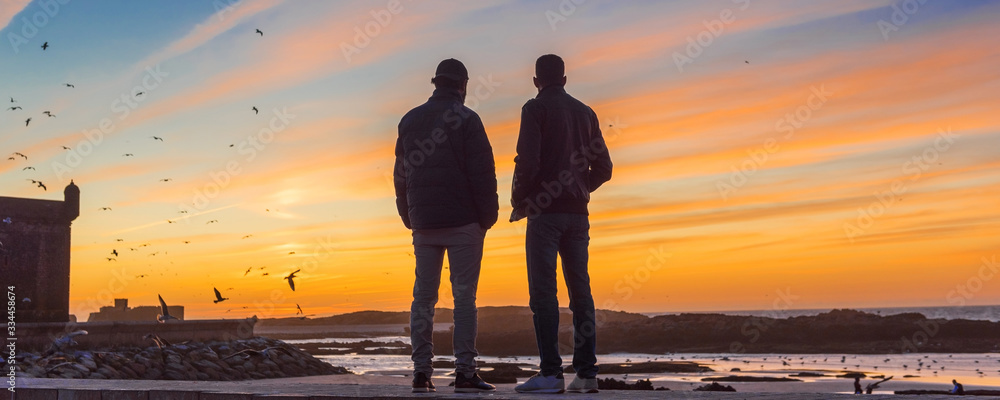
[13,152,26,159]
[7,106,21,111]
[151,136,163,141]
[99,207,112,211]
[244,267,253,276]
[106,257,116,262]
[22,166,34,171]
[111,249,118,257]
[116,239,124,241]
[41,42,48,50]
[285,269,301,291]
[255,29,263,36]
[241,234,253,239]
[207,220,218,224]
[64,83,75,88]
[157,295,178,322]
[9,97,14,103]
[43,111,55,117]
[213,287,229,303]
[51,330,88,351]
[745,60,750,64]
[123,153,134,157]
[36,181,46,191]
[25,118,31,127]
[295,303,303,315]
[61,146,71,150]
[252,106,259,114]
[135,91,145,96]
[159,178,172,182]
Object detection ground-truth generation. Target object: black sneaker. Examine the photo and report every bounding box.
[455,372,496,392]
[412,372,436,393]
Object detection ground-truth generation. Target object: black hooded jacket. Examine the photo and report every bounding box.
[394,87,499,230]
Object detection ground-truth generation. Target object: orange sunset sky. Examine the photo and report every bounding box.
[1,1,998,321]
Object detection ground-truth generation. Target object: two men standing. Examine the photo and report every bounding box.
[393,55,613,394]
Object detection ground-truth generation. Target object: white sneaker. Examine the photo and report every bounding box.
[566,376,598,393]
[515,372,565,393]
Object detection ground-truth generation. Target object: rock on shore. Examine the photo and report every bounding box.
[14,336,349,380]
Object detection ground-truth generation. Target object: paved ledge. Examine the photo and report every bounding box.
[12,377,969,400]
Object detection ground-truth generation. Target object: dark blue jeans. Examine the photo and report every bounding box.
[525,213,598,378]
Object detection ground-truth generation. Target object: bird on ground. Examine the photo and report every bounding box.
[256,29,263,36]
[157,295,178,322]
[285,269,301,291]
[43,111,55,117]
[213,287,229,303]
[151,136,163,141]
[22,166,34,171]
[7,106,21,111]
[41,42,48,50]
[64,83,75,88]
[25,118,31,126]
[252,106,259,114]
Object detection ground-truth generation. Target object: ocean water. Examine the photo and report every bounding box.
[646,305,1000,322]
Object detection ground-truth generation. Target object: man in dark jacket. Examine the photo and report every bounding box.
[393,58,498,393]
[512,54,612,394]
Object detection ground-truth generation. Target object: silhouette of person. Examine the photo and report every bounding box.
[854,377,863,394]
[512,54,613,394]
[394,58,498,393]
[951,379,964,395]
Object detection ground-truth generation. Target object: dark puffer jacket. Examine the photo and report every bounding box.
[512,85,613,217]
[394,87,499,230]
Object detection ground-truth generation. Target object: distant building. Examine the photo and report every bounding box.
[0,181,79,323]
[87,298,184,322]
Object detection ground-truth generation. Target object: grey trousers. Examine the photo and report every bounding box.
[410,222,485,375]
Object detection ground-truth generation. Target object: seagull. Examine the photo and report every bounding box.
[36,181,46,191]
[213,287,229,303]
[22,166,34,171]
[123,153,134,157]
[14,152,26,160]
[285,269,301,291]
[7,106,21,111]
[99,207,112,211]
[41,42,48,50]
[51,330,88,351]
[64,83,75,88]
[255,29,263,36]
[142,333,171,350]
[25,118,31,127]
[43,111,55,117]
[295,303,303,315]
[151,136,163,141]
[252,106,259,114]
[157,295,178,322]
[111,249,118,257]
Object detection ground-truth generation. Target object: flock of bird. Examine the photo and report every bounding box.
[8,29,317,323]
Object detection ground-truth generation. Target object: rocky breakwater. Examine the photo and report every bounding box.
[13,336,349,380]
